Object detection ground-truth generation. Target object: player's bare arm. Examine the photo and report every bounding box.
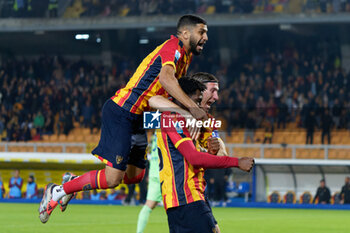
[159,65,207,120]
[149,95,200,139]
[149,95,190,117]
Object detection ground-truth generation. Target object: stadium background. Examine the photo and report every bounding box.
[1,0,350,232]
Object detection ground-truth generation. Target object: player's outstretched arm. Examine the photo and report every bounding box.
[174,137,254,171]
[159,65,207,120]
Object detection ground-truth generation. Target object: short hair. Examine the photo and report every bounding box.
[177,15,207,32]
[178,76,206,96]
[191,72,218,84]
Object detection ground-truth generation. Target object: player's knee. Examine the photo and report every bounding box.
[106,176,122,188]
[104,166,125,187]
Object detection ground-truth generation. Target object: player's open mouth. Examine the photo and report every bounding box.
[197,41,205,50]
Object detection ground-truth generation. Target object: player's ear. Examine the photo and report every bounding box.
[181,27,190,40]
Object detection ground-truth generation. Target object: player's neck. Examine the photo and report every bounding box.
[178,36,191,55]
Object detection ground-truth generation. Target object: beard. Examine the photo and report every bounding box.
[189,37,201,55]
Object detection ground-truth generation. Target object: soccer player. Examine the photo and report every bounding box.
[39,14,209,223]
[157,77,254,233]
[137,72,223,233]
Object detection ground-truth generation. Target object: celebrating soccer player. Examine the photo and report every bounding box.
[156,76,254,233]
[137,72,226,233]
[38,15,208,223]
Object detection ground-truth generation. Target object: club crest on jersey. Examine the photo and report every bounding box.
[175,50,181,63]
[116,155,123,164]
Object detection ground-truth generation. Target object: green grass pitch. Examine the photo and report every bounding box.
[0,203,349,233]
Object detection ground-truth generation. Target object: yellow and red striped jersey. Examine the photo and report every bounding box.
[112,35,193,114]
[197,113,219,149]
[157,112,205,210]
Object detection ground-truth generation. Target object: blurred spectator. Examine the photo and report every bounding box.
[108,189,118,200]
[321,109,332,144]
[91,189,101,200]
[244,112,256,143]
[82,100,94,128]
[210,169,231,202]
[82,190,91,200]
[305,111,316,144]
[263,123,273,144]
[9,169,23,199]
[266,98,277,125]
[13,0,26,17]
[340,177,350,204]
[116,187,127,200]
[43,111,54,135]
[100,190,107,200]
[48,0,58,18]
[19,123,31,141]
[25,175,38,199]
[277,97,288,129]
[0,116,4,139]
[205,171,215,201]
[313,179,331,204]
[332,98,342,129]
[0,177,4,198]
[33,111,45,134]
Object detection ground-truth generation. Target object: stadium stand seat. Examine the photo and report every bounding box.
[332,192,341,204]
[283,191,296,204]
[268,191,281,203]
[233,147,260,158]
[300,191,313,204]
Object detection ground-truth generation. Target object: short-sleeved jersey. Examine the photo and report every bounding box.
[157,112,206,210]
[112,35,193,114]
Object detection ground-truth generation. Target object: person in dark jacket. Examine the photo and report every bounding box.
[313,179,331,204]
[341,177,350,204]
[305,111,317,144]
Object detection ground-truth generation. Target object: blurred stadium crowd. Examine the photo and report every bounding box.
[0,34,348,142]
[2,0,350,18]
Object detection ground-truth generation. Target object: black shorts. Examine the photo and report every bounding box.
[166,200,217,233]
[92,99,147,171]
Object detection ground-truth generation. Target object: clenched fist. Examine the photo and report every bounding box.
[238,157,255,172]
[207,137,220,155]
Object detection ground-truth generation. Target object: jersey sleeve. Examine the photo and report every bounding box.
[161,112,191,148]
[158,36,180,71]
